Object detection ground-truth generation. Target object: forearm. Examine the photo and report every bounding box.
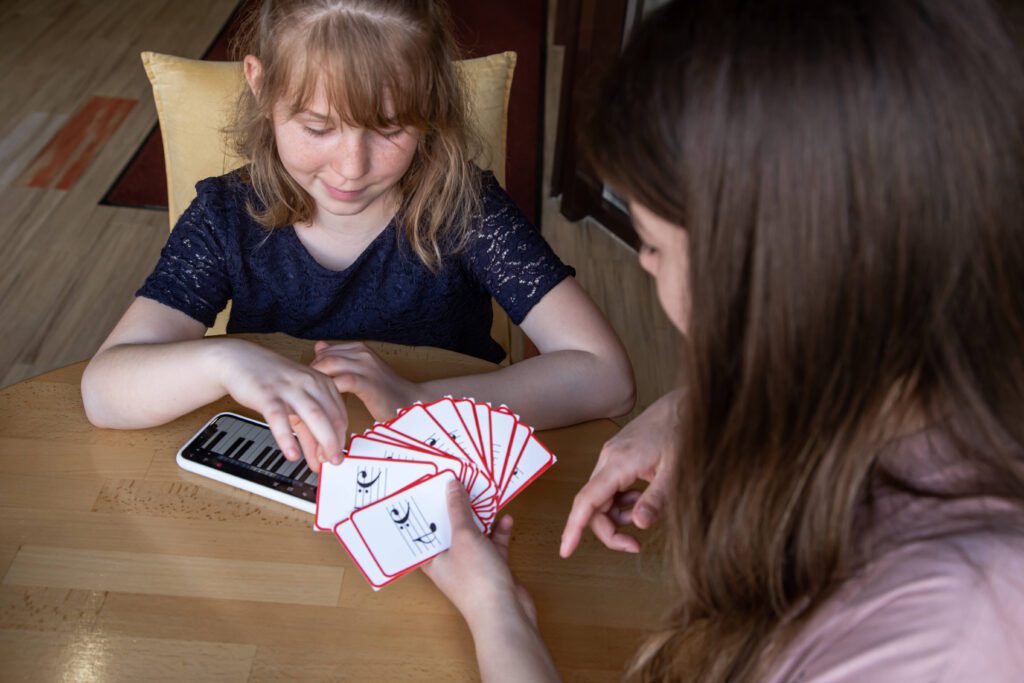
[468,606,560,683]
[81,337,237,428]
[418,349,635,429]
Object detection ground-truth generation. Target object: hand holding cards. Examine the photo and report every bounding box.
[316,398,557,589]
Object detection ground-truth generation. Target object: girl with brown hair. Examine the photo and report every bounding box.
[81,0,635,472]
[425,0,1024,680]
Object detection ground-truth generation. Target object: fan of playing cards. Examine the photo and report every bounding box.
[314,397,557,589]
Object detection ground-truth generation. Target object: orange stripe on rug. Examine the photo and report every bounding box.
[18,96,137,190]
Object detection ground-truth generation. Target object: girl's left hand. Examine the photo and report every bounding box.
[309,341,423,422]
[423,480,537,627]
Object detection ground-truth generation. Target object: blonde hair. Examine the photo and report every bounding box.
[229,0,482,270]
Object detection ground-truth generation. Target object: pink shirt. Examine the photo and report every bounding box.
[765,430,1024,682]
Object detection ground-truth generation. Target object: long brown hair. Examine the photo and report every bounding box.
[586,1,1024,680]
[229,0,481,270]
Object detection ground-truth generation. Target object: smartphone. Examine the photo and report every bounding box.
[176,412,318,513]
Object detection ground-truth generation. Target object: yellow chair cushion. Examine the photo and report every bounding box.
[141,50,517,355]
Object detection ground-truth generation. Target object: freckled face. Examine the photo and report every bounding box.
[271,85,420,223]
[629,201,691,334]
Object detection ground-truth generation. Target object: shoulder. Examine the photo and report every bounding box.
[475,170,523,226]
[190,168,253,215]
[174,168,260,240]
[775,522,1024,682]
[455,169,536,263]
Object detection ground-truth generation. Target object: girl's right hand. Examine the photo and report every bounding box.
[212,340,347,473]
[559,387,684,558]
[423,480,537,627]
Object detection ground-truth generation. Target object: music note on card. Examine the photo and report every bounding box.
[314,456,438,533]
[414,522,438,545]
[355,466,386,510]
[386,499,442,555]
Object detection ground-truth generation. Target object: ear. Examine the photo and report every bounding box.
[243,55,264,96]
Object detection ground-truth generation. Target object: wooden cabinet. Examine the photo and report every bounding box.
[552,0,672,248]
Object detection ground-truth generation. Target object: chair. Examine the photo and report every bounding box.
[141,50,517,360]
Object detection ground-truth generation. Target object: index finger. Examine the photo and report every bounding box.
[559,471,621,558]
[263,404,304,464]
[290,418,322,473]
[288,395,342,467]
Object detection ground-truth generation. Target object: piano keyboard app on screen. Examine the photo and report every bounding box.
[177,398,556,589]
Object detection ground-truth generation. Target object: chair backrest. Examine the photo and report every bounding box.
[141,50,516,357]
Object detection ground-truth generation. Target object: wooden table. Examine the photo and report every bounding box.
[0,334,659,681]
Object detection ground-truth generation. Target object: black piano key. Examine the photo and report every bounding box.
[266,453,288,472]
[205,431,226,451]
[234,440,253,460]
[252,446,272,469]
[279,458,302,478]
[293,464,312,483]
[275,452,292,473]
[213,421,245,454]
[259,451,277,471]
[259,453,275,470]
[222,436,244,458]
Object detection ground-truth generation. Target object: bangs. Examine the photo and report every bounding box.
[278,13,438,132]
[231,0,480,270]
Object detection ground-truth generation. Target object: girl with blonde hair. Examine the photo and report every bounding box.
[82,0,634,471]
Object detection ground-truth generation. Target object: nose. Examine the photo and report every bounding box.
[331,128,370,181]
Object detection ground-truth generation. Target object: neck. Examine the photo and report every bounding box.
[292,188,401,272]
[311,188,400,240]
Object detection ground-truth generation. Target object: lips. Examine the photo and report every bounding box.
[322,180,365,201]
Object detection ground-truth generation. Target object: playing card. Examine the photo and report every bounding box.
[347,434,489,502]
[350,471,481,577]
[498,433,556,507]
[326,397,556,589]
[424,398,487,472]
[454,398,484,461]
[386,405,472,462]
[314,456,437,531]
[487,408,517,485]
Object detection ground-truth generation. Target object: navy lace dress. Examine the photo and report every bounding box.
[137,170,574,363]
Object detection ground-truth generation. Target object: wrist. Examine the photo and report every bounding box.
[201,337,249,389]
[463,589,529,631]
[409,379,439,406]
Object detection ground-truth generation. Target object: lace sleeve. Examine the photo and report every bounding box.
[461,173,575,325]
[135,177,234,327]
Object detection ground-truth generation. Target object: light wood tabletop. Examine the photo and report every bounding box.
[0,334,660,682]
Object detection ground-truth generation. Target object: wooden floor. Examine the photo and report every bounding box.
[0,0,240,388]
[0,0,677,419]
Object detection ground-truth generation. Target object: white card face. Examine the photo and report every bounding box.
[498,422,532,496]
[474,404,492,470]
[388,406,469,462]
[315,456,437,531]
[351,472,479,577]
[454,399,483,460]
[499,434,556,508]
[335,519,388,589]
[365,425,446,454]
[488,409,517,482]
[425,399,485,470]
[347,435,464,476]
